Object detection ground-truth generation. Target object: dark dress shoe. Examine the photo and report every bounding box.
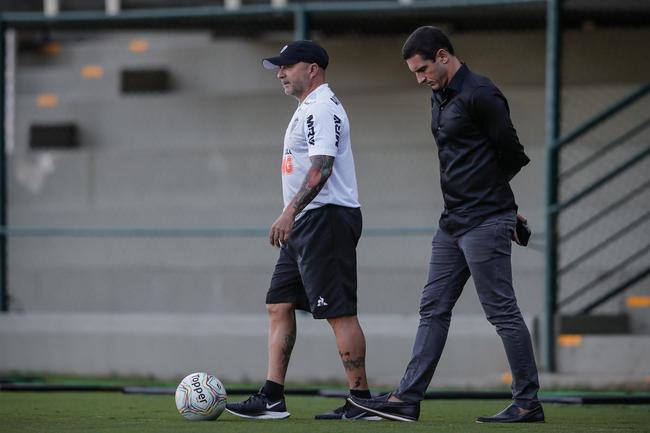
[347,393,420,422]
[476,403,545,423]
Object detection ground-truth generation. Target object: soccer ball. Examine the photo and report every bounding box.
[175,372,227,420]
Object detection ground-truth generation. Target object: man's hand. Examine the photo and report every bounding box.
[269,207,296,248]
[269,155,334,248]
[512,213,528,245]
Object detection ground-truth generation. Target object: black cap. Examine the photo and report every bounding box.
[262,40,329,70]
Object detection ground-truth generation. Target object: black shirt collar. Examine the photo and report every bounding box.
[434,63,469,102]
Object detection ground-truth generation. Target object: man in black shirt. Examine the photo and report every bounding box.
[349,26,543,423]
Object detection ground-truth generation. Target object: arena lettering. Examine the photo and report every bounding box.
[333,115,341,147]
[307,114,315,145]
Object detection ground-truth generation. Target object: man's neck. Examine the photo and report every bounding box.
[298,79,326,103]
[443,57,463,90]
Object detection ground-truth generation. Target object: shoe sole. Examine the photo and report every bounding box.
[476,419,545,424]
[225,408,291,420]
[346,398,416,422]
[314,414,382,421]
[342,414,382,421]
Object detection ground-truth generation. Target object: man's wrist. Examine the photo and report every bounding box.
[284,205,298,219]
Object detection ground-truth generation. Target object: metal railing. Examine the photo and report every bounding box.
[545,81,650,370]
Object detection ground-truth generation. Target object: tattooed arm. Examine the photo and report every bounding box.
[269,154,334,247]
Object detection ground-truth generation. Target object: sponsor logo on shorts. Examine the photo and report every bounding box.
[317,296,328,307]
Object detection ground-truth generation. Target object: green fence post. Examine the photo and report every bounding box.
[293,5,309,41]
[544,0,562,372]
[0,18,7,312]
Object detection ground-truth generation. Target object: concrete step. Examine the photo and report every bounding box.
[5,236,431,315]
[14,94,297,151]
[538,372,650,390]
[0,312,534,387]
[558,334,650,375]
[14,91,436,153]
[627,294,650,333]
[16,33,415,97]
[559,314,631,334]
[2,312,648,386]
[558,272,650,325]
[8,148,443,216]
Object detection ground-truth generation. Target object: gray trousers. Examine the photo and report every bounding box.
[394,211,540,409]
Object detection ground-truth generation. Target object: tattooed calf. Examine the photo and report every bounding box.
[339,351,365,371]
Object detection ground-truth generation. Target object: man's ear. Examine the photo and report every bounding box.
[309,63,320,78]
[438,49,450,64]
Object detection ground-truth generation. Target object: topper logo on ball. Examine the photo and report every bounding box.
[191,374,208,403]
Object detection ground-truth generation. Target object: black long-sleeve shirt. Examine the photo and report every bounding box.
[431,64,529,236]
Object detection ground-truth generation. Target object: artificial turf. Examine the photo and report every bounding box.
[1,392,649,433]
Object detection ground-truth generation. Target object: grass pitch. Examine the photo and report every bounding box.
[1,392,649,433]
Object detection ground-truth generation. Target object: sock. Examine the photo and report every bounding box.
[350,389,371,399]
[262,380,284,401]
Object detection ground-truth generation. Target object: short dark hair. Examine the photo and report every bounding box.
[402,26,455,61]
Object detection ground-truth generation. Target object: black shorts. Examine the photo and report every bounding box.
[266,204,362,319]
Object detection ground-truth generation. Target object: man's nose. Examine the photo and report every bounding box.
[416,72,426,84]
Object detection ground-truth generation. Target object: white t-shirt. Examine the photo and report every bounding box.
[281,83,360,216]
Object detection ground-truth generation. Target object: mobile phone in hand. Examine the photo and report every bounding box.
[515,218,531,246]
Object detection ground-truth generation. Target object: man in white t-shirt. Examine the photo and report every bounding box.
[226,41,377,421]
